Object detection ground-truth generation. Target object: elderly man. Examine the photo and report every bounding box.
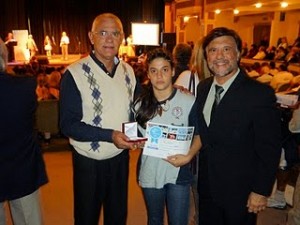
[60,13,138,225]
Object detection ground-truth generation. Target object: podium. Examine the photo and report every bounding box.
[6,40,17,62]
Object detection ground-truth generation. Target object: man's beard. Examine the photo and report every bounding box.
[208,61,238,77]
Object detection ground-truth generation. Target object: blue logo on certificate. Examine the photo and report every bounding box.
[150,126,162,138]
[149,126,162,143]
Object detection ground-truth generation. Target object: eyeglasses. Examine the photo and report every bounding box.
[92,30,122,39]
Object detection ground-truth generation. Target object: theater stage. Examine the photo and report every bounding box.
[45,54,83,66]
[7,54,83,68]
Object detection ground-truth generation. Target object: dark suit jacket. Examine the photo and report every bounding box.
[190,70,281,206]
[0,73,48,201]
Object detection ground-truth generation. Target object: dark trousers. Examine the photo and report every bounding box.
[198,194,256,225]
[72,150,129,225]
[197,151,256,225]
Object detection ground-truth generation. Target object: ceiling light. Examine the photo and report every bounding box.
[281,2,288,8]
[233,9,239,15]
[255,3,262,8]
[183,16,190,23]
[215,9,221,14]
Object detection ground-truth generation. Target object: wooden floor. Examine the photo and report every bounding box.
[4,137,292,225]
[38,149,148,225]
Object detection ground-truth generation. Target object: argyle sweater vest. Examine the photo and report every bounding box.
[68,56,136,160]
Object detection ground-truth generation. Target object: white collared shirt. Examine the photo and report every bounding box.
[203,69,240,125]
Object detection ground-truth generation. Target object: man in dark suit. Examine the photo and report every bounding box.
[189,27,282,225]
[0,38,48,225]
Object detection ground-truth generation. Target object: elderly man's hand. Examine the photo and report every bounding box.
[112,130,145,150]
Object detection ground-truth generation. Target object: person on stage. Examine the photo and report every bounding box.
[26,34,38,59]
[60,31,70,60]
[44,35,52,58]
[4,32,17,62]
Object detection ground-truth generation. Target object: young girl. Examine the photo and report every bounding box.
[133,48,201,225]
[44,35,52,58]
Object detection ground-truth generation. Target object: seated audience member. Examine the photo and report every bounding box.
[245,43,258,58]
[241,41,248,57]
[12,65,34,77]
[126,56,138,67]
[256,62,272,84]
[269,61,279,76]
[243,65,251,73]
[120,53,129,62]
[29,56,42,75]
[247,62,261,78]
[132,63,148,87]
[256,73,273,84]
[253,46,266,59]
[36,73,50,101]
[45,66,56,75]
[47,70,61,99]
[291,75,300,89]
[277,36,288,50]
[292,35,300,48]
[265,46,277,60]
[286,46,300,63]
[274,46,287,61]
[36,71,60,145]
[137,51,147,64]
[57,65,66,75]
[270,64,294,92]
[260,62,270,75]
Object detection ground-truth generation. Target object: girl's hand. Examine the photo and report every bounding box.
[165,154,192,167]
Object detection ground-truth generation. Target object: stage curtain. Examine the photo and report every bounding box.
[0,0,164,55]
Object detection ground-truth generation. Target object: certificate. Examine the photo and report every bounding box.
[142,122,194,159]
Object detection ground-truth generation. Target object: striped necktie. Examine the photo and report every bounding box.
[210,85,224,120]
